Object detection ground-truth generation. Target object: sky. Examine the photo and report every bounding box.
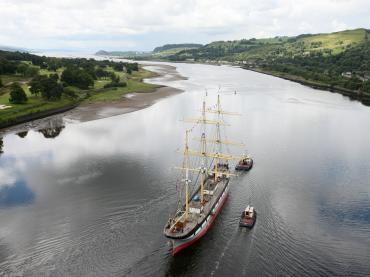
[0,0,369,52]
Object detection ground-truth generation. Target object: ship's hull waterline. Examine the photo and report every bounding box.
[170,182,230,255]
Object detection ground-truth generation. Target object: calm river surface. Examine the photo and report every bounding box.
[1,63,370,276]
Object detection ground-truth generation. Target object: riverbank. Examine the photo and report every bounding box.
[245,67,370,106]
[136,58,370,106]
[0,64,183,135]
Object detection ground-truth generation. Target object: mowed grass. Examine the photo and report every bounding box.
[0,74,30,86]
[39,67,64,77]
[131,67,159,80]
[86,67,159,102]
[87,79,159,102]
[94,79,111,89]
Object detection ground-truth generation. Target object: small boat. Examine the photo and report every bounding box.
[239,205,256,228]
[235,156,253,171]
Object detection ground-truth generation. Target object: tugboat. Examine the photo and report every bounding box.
[235,155,253,171]
[239,205,256,228]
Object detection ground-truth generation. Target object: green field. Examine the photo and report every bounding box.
[87,79,159,102]
[86,66,159,102]
[0,66,159,127]
[0,75,30,86]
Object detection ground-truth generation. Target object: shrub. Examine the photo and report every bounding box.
[9,83,28,104]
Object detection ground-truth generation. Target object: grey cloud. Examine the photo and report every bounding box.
[0,0,369,51]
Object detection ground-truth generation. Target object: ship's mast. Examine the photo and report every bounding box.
[184,130,190,219]
[200,101,207,203]
[177,95,242,210]
[214,94,222,181]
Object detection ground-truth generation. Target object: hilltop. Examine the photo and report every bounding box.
[153,43,202,52]
[95,43,203,58]
[95,50,150,57]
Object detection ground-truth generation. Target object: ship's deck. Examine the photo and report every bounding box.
[164,175,229,239]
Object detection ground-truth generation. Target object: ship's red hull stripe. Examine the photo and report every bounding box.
[172,191,229,255]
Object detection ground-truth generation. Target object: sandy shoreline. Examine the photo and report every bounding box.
[64,86,181,122]
[0,64,183,136]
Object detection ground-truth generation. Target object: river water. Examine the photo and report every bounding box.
[1,63,370,276]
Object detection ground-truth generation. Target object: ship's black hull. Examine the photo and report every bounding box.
[170,184,229,255]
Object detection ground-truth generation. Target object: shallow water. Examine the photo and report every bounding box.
[1,63,370,276]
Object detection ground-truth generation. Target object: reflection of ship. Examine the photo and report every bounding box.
[164,95,243,255]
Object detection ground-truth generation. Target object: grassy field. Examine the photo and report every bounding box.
[87,79,159,102]
[87,67,159,102]
[301,28,366,54]
[0,66,159,128]
[0,74,30,86]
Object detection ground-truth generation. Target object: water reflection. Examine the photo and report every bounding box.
[38,126,65,139]
[16,131,28,138]
[0,63,370,276]
[37,118,65,139]
[0,137,3,154]
[0,179,34,207]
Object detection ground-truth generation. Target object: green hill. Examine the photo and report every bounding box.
[95,44,203,59]
[153,43,202,53]
[164,28,370,104]
[95,50,150,57]
[168,28,369,62]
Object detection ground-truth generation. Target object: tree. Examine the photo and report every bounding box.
[9,83,28,104]
[363,81,370,93]
[61,67,94,89]
[96,68,110,79]
[29,75,63,100]
[104,73,127,88]
[0,58,17,74]
[29,75,46,96]
[17,63,28,76]
[113,63,124,71]
[40,76,62,100]
[0,77,3,87]
[125,62,139,74]
[25,66,39,77]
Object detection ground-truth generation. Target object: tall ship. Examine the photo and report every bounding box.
[164,95,242,255]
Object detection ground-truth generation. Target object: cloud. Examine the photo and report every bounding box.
[0,0,369,51]
[0,167,16,187]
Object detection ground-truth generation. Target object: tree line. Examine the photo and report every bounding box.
[0,50,139,104]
